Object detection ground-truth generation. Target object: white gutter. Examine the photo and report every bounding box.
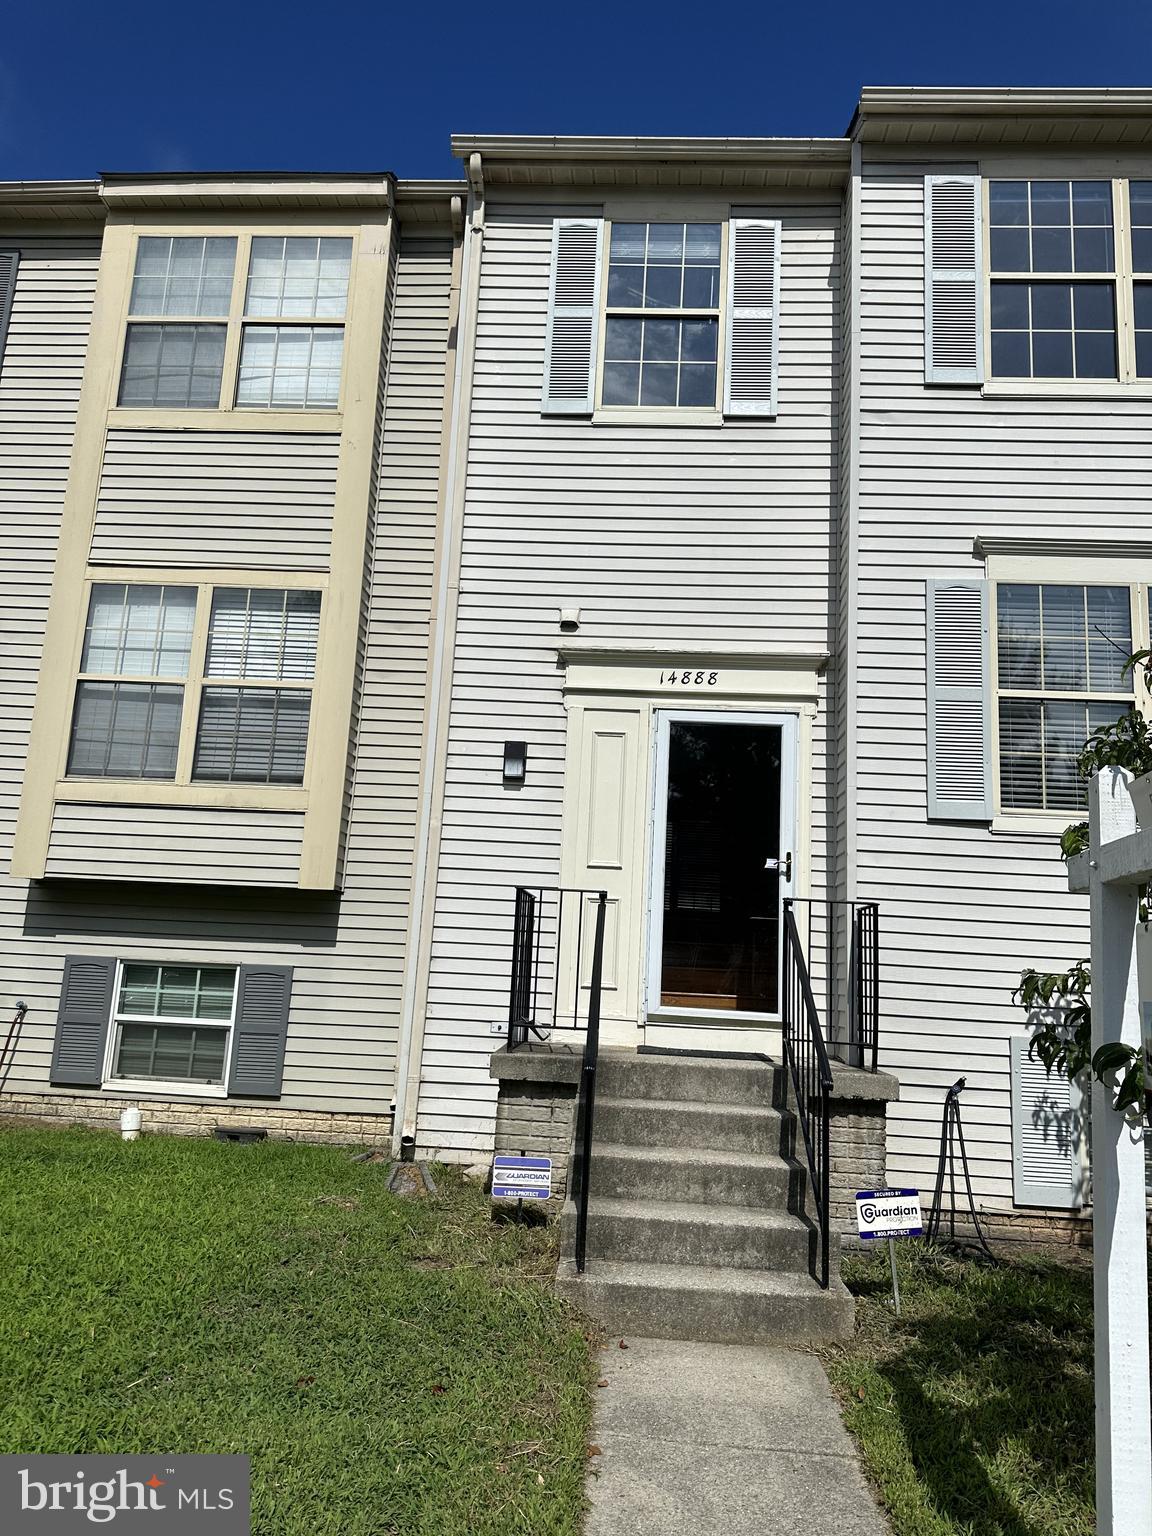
[391,160,484,1154]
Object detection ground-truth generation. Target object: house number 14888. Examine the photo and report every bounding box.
[660,670,719,686]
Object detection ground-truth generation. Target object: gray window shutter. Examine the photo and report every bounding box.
[926,579,992,820]
[228,965,292,1097]
[0,251,18,368]
[924,175,983,385]
[541,218,604,415]
[1011,1036,1086,1208]
[50,956,116,1086]
[724,218,781,417]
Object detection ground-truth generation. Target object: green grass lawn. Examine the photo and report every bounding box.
[0,1127,593,1536]
[822,1244,1095,1536]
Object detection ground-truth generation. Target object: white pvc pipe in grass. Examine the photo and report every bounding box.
[120,1106,141,1141]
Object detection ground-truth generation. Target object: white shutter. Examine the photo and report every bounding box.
[1011,1036,1086,1209]
[924,176,984,385]
[541,218,603,415]
[724,218,780,417]
[926,579,992,821]
[0,251,18,368]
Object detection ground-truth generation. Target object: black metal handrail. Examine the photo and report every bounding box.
[572,893,607,1273]
[781,898,834,1289]
[504,886,608,1273]
[789,897,880,1070]
[507,885,608,1048]
[850,902,880,1072]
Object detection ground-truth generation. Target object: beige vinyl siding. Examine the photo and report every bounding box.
[416,203,840,1156]
[855,159,1152,1208]
[45,803,305,885]
[89,429,340,568]
[0,230,455,1117]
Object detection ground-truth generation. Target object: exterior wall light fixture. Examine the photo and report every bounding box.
[503,740,527,786]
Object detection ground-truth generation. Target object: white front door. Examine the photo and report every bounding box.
[646,711,797,1037]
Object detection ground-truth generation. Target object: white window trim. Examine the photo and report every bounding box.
[594,218,729,415]
[981,173,1152,394]
[986,555,1152,820]
[101,959,237,1098]
[63,577,323,791]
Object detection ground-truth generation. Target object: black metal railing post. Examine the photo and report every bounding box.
[573,890,608,1274]
[506,886,537,1049]
[781,898,835,1289]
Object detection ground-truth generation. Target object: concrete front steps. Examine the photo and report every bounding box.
[556,1049,854,1344]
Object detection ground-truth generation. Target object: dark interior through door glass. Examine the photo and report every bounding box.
[659,720,782,1013]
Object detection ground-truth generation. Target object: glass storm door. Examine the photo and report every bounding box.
[649,714,796,1019]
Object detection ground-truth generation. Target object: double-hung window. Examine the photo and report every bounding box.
[236,237,350,409]
[193,588,318,784]
[989,181,1117,380]
[120,237,235,407]
[987,178,1152,383]
[117,233,351,411]
[66,583,320,787]
[602,223,723,408]
[68,584,196,778]
[108,963,236,1088]
[994,582,1138,811]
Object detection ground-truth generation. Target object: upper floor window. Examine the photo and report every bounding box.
[988,179,1152,383]
[602,223,722,409]
[118,234,352,411]
[67,582,320,786]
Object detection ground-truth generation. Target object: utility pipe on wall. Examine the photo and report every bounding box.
[391,162,485,1155]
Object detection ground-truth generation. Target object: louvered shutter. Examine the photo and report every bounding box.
[541,218,603,415]
[0,251,18,368]
[724,218,780,417]
[926,579,992,821]
[1011,1036,1086,1208]
[228,965,292,1097]
[49,956,116,1086]
[924,176,984,384]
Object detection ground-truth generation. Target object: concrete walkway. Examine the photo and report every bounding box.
[585,1338,891,1536]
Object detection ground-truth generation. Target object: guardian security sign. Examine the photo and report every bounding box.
[856,1188,923,1239]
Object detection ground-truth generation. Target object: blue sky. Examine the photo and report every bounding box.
[4,0,1152,182]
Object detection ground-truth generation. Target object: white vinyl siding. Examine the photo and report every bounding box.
[855,161,1152,1212]
[418,203,838,1156]
[1,230,455,1117]
[45,803,306,885]
[89,430,340,569]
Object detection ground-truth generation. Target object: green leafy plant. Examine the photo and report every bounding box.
[1014,961,1144,1115]
[1059,821,1090,860]
[1076,704,1152,781]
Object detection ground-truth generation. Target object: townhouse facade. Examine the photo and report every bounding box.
[2,87,1149,1241]
[0,171,464,1141]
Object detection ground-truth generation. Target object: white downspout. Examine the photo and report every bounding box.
[391,159,485,1154]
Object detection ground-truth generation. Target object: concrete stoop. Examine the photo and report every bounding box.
[556,1049,854,1344]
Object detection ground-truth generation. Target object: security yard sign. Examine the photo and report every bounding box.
[856,1188,923,1240]
[491,1155,552,1200]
